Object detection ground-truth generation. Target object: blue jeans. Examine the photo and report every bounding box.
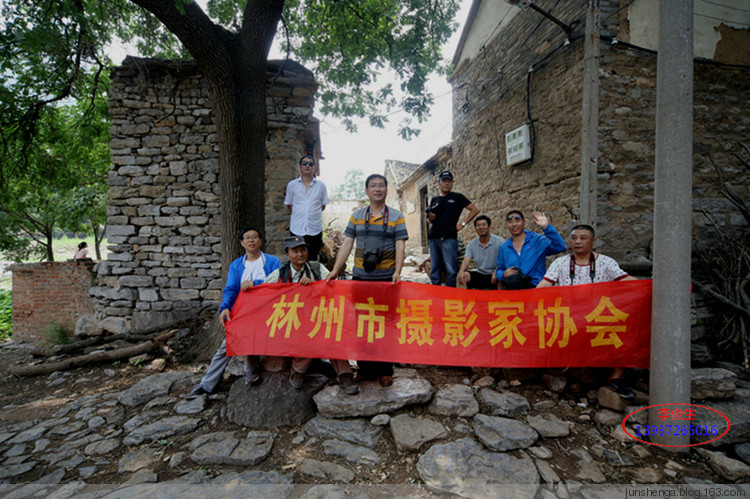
[429,238,459,287]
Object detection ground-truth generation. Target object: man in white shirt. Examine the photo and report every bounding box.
[537,224,636,398]
[457,215,505,290]
[285,155,328,261]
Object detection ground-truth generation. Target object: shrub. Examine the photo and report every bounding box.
[46,322,72,345]
[0,290,10,341]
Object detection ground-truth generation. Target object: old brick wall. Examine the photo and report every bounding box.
[597,44,750,263]
[96,57,319,334]
[450,1,589,245]
[387,147,453,254]
[451,1,750,265]
[11,261,95,343]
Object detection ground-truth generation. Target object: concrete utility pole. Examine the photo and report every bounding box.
[649,0,694,449]
[579,0,600,227]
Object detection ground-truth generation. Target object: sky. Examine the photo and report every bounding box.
[315,2,472,191]
[108,1,473,192]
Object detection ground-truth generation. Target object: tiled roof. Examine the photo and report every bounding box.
[385,160,420,188]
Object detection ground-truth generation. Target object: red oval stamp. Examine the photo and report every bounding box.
[621,403,730,448]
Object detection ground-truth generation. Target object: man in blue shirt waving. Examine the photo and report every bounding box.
[496,210,566,289]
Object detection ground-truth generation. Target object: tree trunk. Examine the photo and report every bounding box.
[130,0,284,280]
[92,221,104,260]
[45,229,54,262]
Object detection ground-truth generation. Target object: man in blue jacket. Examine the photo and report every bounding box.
[186,226,280,398]
[496,211,566,289]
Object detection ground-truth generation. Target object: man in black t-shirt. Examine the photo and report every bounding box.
[426,171,479,287]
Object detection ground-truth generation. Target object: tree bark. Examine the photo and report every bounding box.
[130,0,284,280]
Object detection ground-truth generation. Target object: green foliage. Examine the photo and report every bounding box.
[129,356,146,367]
[2,0,460,273]
[0,290,12,341]
[125,0,459,138]
[282,0,459,138]
[45,322,72,346]
[332,170,366,200]
[0,0,120,175]
[0,87,110,261]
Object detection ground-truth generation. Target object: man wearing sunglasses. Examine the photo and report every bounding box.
[285,155,328,261]
[495,210,566,290]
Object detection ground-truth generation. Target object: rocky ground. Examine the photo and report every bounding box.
[1,264,749,496]
[1,333,750,498]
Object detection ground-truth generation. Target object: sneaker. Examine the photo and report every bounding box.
[244,369,262,386]
[338,373,359,395]
[379,375,394,387]
[289,371,305,390]
[609,377,635,399]
[185,385,209,399]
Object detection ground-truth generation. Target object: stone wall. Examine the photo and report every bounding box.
[387,147,453,254]
[94,57,319,334]
[450,1,589,252]
[450,0,750,265]
[11,261,95,343]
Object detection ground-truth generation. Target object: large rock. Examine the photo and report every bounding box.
[83,438,120,456]
[541,374,567,393]
[595,409,625,426]
[74,314,104,337]
[572,450,607,483]
[174,396,206,415]
[123,416,200,445]
[691,368,736,400]
[389,414,449,452]
[7,425,47,444]
[118,448,158,474]
[117,371,194,407]
[417,438,539,498]
[298,458,354,483]
[698,449,750,482]
[226,371,328,428]
[190,431,274,466]
[527,414,571,438]
[313,377,433,418]
[735,442,750,465]
[694,388,750,445]
[477,389,530,417]
[427,384,479,417]
[303,416,383,448]
[473,414,538,451]
[323,439,380,464]
[597,386,629,412]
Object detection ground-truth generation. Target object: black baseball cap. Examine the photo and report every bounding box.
[283,236,308,251]
[438,171,454,181]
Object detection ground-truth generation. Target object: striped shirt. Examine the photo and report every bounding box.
[344,205,408,280]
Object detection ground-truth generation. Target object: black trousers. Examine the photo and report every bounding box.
[467,270,496,290]
[352,275,394,378]
[290,231,323,261]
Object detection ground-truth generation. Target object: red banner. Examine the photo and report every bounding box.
[226,279,652,368]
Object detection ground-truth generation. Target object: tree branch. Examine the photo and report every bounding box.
[692,280,750,319]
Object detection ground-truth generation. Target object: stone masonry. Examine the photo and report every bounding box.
[89,57,319,335]
[449,0,750,265]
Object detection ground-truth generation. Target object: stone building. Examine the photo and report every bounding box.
[449,0,750,265]
[384,150,453,254]
[84,57,320,335]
